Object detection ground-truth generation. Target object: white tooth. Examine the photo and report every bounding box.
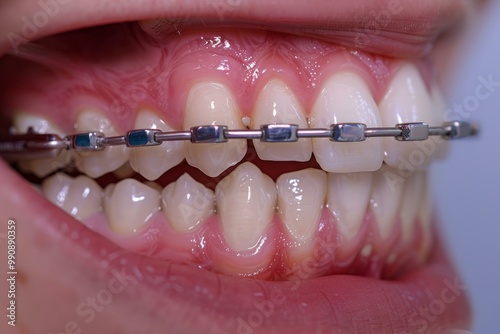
[112,161,135,179]
[418,174,432,261]
[327,172,372,239]
[399,171,424,242]
[104,179,160,235]
[161,173,215,232]
[309,72,383,173]
[215,162,276,251]
[13,113,71,177]
[74,110,130,178]
[276,169,326,242]
[431,86,450,159]
[369,165,404,239]
[42,173,103,220]
[184,82,246,177]
[251,79,312,161]
[129,109,184,180]
[379,63,440,169]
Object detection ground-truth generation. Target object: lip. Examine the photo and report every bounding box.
[0,0,473,332]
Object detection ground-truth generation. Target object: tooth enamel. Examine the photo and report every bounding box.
[112,161,135,179]
[161,173,215,232]
[13,113,71,177]
[379,63,440,169]
[418,175,432,261]
[104,179,160,235]
[251,79,312,161]
[276,169,326,242]
[309,72,383,173]
[129,109,184,180]
[184,82,246,177]
[399,171,424,242]
[215,162,276,251]
[74,110,130,178]
[431,86,450,159]
[42,173,103,220]
[327,172,372,239]
[369,165,404,239]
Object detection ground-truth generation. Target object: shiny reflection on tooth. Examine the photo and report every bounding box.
[74,110,130,178]
[251,79,312,161]
[184,82,246,177]
[161,173,215,232]
[129,109,184,180]
[216,162,276,251]
[104,179,160,235]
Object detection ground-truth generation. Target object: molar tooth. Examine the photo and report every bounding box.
[42,173,103,220]
[129,109,184,180]
[277,169,326,242]
[74,110,130,178]
[379,63,441,169]
[327,172,372,239]
[104,179,160,235]
[369,165,404,239]
[251,79,312,161]
[215,162,276,251]
[161,173,215,232]
[184,82,246,177]
[310,72,384,173]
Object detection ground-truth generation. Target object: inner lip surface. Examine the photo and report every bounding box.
[0,0,473,332]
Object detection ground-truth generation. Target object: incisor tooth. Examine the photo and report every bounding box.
[277,169,326,242]
[74,110,130,178]
[184,82,246,177]
[216,162,276,251]
[379,63,441,169]
[399,171,424,242]
[251,79,312,161]
[327,172,372,239]
[161,173,215,232]
[310,72,383,173]
[104,179,160,235]
[129,109,184,180]
[42,173,103,220]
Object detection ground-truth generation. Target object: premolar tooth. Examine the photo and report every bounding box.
[251,79,312,161]
[310,72,384,173]
[379,63,441,169]
[369,165,404,239]
[184,82,246,177]
[277,169,326,242]
[327,172,372,239]
[42,173,103,220]
[74,110,130,178]
[104,179,160,235]
[216,162,276,251]
[161,173,215,232]
[129,109,184,180]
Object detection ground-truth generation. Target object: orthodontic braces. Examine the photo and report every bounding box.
[0,120,479,161]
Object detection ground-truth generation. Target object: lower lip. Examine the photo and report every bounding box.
[0,159,471,332]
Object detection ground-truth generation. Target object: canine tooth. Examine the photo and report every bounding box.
[184,82,246,177]
[369,165,404,239]
[42,173,103,220]
[399,171,424,242]
[129,109,184,180]
[327,172,372,239]
[104,179,160,235]
[379,63,440,169]
[74,110,130,178]
[310,72,383,173]
[277,169,326,242]
[13,113,71,177]
[161,173,215,232]
[251,79,312,161]
[215,162,276,251]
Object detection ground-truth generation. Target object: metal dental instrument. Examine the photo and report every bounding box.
[0,121,479,161]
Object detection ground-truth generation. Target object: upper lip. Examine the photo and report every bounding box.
[0,0,469,56]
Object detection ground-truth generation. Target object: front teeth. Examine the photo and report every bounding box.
[183,82,246,177]
[215,162,276,251]
[310,72,384,173]
[251,80,312,161]
[129,109,184,180]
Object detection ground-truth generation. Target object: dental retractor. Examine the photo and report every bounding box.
[0,121,479,161]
